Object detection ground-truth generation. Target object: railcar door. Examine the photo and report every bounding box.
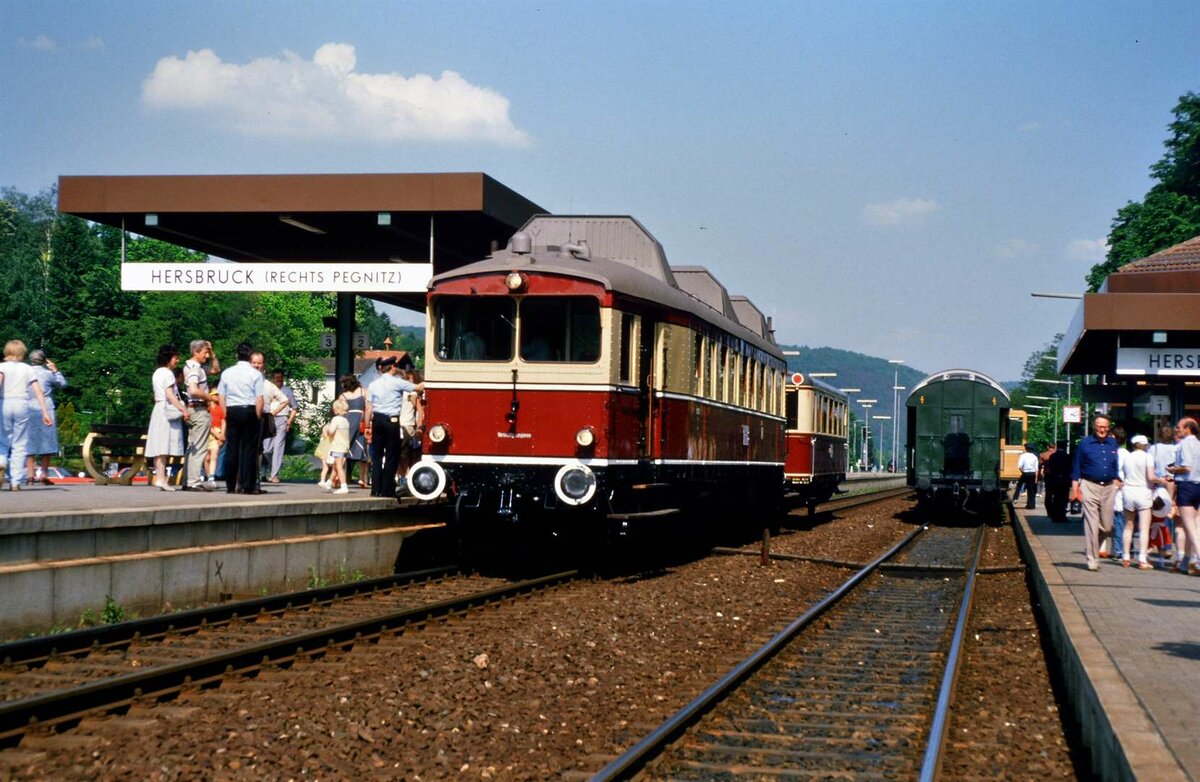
[638,317,656,460]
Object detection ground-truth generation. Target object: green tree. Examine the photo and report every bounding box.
[1088,92,1200,290]
[0,188,55,346]
[47,214,103,355]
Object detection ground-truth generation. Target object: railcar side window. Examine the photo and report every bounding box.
[785,387,798,429]
[619,313,635,383]
[519,297,601,363]
[1007,416,1024,445]
[434,297,515,361]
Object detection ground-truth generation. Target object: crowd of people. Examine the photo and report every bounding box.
[0,337,425,498]
[1019,414,1200,575]
[0,340,58,490]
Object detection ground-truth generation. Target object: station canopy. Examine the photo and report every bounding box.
[57,172,546,311]
[1058,234,1200,376]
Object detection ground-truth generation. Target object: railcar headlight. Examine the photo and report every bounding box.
[575,427,596,448]
[554,462,597,506]
[408,461,447,501]
[428,423,449,443]
[505,271,527,291]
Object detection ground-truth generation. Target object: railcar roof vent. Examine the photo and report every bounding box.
[559,239,590,260]
[509,231,532,254]
[671,266,737,321]
[514,215,676,285]
[729,295,768,338]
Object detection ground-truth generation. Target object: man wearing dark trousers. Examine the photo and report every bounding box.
[216,342,265,494]
[364,357,423,497]
[1043,442,1073,522]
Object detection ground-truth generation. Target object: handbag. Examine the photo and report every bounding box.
[163,400,183,421]
[314,433,332,461]
[261,412,277,439]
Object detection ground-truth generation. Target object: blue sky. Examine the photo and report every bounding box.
[3,1,1198,380]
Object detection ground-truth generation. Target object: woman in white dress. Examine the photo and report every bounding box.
[145,344,190,491]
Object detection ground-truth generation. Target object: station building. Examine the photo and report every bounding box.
[1057,233,1200,424]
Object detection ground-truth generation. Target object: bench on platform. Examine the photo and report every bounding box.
[81,423,183,486]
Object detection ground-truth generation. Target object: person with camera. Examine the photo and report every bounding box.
[183,340,221,490]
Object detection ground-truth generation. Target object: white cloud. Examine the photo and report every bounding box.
[141,43,532,146]
[1017,121,1042,133]
[995,238,1038,258]
[1065,238,1108,261]
[20,35,57,52]
[863,197,940,227]
[81,36,105,51]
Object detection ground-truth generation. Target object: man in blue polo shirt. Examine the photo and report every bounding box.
[1071,415,1122,571]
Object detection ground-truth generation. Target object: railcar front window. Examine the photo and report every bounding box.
[434,297,515,361]
[519,297,601,363]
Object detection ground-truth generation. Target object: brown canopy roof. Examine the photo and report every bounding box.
[58,172,546,311]
[1058,233,1200,375]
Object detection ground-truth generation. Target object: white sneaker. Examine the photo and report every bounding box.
[332,486,349,495]
[318,480,331,490]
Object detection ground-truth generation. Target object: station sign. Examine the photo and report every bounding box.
[1115,347,1200,376]
[122,262,433,293]
[319,332,370,350]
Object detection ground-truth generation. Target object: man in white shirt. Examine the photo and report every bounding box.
[1014,443,1040,509]
[216,342,265,494]
[183,339,221,490]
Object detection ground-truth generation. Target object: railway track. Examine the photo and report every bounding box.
[593,522,986,780]
[0,567,577,745]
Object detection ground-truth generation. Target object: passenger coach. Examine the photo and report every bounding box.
[406,215,787,547]
[784,373,848,509]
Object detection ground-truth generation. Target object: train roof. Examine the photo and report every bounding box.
[728,295,771,339]
[788,373,847,399]
[671,266,737,321]
[906,368,1011,402]
[429,215,783,359]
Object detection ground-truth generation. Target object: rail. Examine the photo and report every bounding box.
[0,569,577,744]
[919,522,987,781]
[590,526,925,780]
[592,523,989,781]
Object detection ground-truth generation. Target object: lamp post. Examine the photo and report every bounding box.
[1032,377,1074,451]
[857,399,877,469]
[1028,395,1059,445]
[873,415,891,471]
[839,388,862,472]
[887,359,904,472]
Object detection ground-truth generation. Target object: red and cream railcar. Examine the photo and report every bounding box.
[406,215,787,543]
[783,373,848,506]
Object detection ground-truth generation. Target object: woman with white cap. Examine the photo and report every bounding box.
[1121,434,1163,569]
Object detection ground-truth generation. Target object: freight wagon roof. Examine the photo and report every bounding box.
[906,368,1010,403]
[429,239,782,358]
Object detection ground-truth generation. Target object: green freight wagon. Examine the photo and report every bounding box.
[905,369,1011,509]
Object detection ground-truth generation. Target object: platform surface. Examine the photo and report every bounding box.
[0,480,396,518]
[1017,503,1199,781]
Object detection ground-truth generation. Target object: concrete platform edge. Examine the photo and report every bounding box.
[1011,508,1189,782]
